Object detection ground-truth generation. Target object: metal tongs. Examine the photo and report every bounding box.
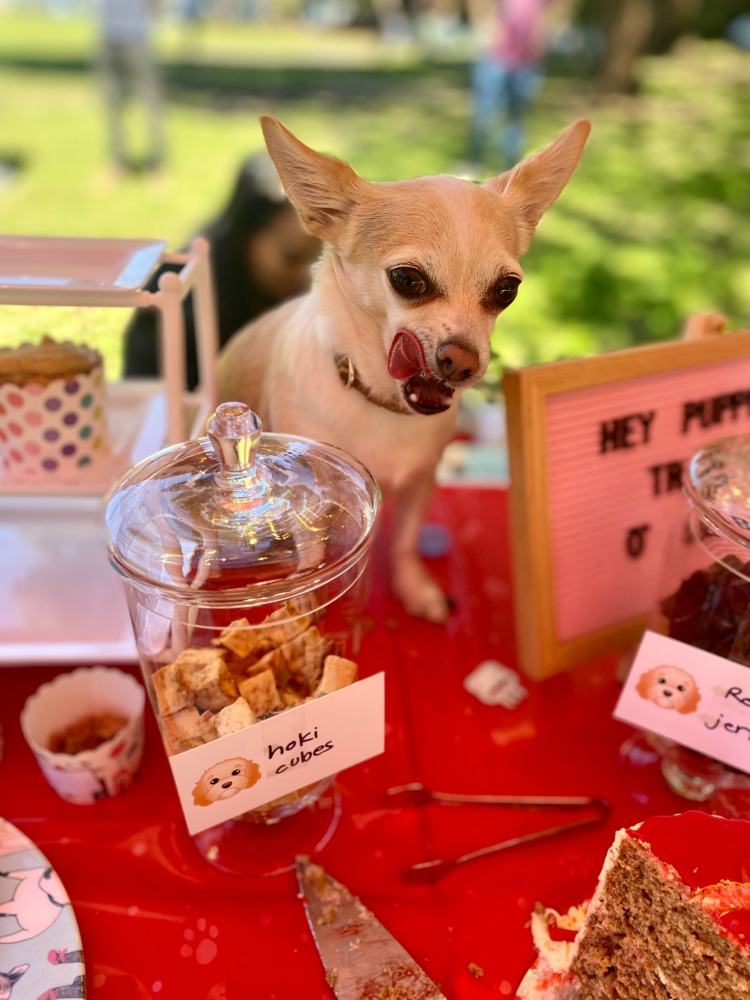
[386,781,610,884]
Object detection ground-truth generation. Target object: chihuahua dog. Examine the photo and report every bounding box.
[218,116,590,623]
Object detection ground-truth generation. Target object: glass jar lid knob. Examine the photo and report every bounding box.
[207,401,261,476]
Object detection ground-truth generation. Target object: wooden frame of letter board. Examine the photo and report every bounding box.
[504,328,750,681]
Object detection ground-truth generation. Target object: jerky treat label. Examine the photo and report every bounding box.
[615,631,750,774]
[169,673,385,835]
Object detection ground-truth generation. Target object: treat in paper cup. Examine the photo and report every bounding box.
[0,335,110,482]
[20,666,146,804]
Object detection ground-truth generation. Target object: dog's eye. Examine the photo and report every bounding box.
[209,777,220,785]
[657,677,667,684]
[231,769,241,776]
[388,266,429,299]
[486,276,520,311]
[677,684,686,692]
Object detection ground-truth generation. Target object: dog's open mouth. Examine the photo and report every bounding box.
[387,329,454,416]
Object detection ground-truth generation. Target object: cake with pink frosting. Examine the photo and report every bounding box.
[519,811,750,999]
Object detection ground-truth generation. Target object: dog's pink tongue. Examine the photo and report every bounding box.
[387,329,427,379]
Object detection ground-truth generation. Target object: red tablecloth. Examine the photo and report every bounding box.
[0,486,690,1000]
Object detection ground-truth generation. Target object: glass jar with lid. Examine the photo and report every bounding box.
[105,402,381,873]
[636,433,750,813]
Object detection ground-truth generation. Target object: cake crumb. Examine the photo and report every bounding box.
[325,969,338,988]
[317,906,337,927]
[467,962,484,978]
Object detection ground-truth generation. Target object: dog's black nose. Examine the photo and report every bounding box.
[221,780,233,788]
[436,342,479,382]
[663,690,672,697]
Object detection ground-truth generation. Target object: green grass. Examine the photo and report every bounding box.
[0,12,748,390]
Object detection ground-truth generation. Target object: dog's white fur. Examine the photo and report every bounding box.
[218,117,590,622]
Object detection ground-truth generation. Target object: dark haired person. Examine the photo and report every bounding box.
[123,154,321,389]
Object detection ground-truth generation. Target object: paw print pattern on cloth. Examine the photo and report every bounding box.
[180,918,219,965]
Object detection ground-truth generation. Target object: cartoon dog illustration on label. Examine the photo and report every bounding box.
[636,664,701,714]
[192,757,261,807]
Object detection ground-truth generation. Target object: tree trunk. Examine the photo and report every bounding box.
[599,0,655,94]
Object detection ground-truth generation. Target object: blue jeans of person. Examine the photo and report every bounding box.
[469,56,542,169]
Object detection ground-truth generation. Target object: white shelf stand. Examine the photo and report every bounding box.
[0,234,219,445]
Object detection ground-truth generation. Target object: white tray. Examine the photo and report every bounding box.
[0,380,168,665]
[0,235,165,291]
[0,494,139,665]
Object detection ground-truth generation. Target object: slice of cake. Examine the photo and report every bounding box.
[520,811,750,999]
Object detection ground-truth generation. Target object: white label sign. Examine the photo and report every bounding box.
[614,631,750,774]
[169,673,385,835]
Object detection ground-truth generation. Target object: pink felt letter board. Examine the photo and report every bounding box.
[504,326,750,680]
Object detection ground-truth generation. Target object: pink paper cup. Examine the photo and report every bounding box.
[20,666,146,804]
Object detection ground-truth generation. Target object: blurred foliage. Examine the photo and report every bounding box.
[0,10,747,394]
[496,37,750,382]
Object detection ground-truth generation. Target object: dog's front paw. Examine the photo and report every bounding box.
[393,556,451,624]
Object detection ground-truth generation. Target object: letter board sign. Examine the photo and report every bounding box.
[504,324,750,680]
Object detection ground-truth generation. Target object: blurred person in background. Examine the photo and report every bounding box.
[466,0,562,172]
[97,0,166,175]
[123,153,322,390]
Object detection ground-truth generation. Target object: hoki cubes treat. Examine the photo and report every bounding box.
[0,335,109,479]
[521,812,750,1000]
[152,599,359,757]
[148,599,360,820]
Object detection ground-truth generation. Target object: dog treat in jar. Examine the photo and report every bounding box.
[640,434,750,805]
[105,402,380,873]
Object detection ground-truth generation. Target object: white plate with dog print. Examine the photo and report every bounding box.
[0,817,85,999]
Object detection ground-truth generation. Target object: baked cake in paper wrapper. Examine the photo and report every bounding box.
[0,335,110,482]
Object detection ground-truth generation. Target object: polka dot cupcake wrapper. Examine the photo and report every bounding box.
[0,366,110,479]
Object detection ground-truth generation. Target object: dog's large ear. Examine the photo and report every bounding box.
[678,682,701,714]
[260,116,368,242]
[635,669,653,700]
[192,774,211,807]
[484,119,591,255]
